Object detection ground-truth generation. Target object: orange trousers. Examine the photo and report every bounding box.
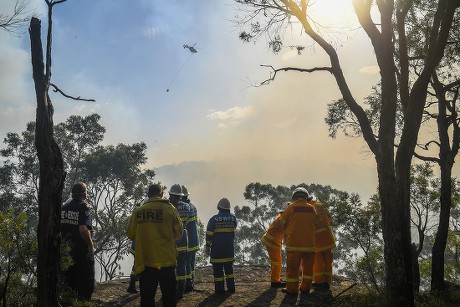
[266,247,282,282]
[313,250,333,284]
[285,252,315,294]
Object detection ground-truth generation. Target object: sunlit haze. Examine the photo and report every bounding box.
[2,0,387,234]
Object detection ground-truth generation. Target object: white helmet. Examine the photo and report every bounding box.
[291,187,309,200]
[169,184,184,196]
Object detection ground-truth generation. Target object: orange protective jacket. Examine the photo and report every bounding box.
[279,199,318,252]
[261,214,284,250]
[311,201,336,251]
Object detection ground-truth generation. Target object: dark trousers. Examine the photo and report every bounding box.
[185,250,197,289]
[140,266,176,307]
[63,253,95,301]
[212,262,235,293]
[176,252,188,297]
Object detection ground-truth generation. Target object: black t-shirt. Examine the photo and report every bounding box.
[61,199,93,257]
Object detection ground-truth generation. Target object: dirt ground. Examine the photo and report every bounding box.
[90,265,358,306]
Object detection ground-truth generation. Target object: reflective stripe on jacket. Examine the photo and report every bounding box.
[206,210,237,263]
[175,201,191,253]
[311,201,336,252]
[127,197,183,274]
[185,200,200,252]
[261,214,284,250]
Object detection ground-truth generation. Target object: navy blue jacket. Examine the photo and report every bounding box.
[184,200,200,252]
[206,210,237,263]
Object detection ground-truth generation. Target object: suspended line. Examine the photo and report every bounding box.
[166,52,194,92]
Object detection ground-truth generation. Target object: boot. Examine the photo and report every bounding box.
[270,281,286,288]
[126,276,138,293]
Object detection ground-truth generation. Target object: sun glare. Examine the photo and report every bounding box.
[309,0,356,24]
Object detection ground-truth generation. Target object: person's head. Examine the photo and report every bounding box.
[168,183,184,204]
[291,187,310,201]
[217,197,231,211]
[147,183,164,198]
[71,182,88,201]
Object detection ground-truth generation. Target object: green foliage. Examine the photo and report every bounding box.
[81,142,155,281]
[0,113,157,288]
[325,98,360,139]
[0,122,39,217]
[334,193,384,292]
[234,183,291,264]
[234,182,371,271]
[54,114,105,199]
[445,223,460,285]
[410,163,440,255]
[0,206,37,306]
[194,219,208,267]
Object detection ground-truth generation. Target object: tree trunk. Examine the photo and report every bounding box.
[29,17,66,307]
[431,78,457,291]
[431,160,453,291]
[377,158,414,306]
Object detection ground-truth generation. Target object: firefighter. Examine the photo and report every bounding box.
[261,201,290,288]
[181,185,200,292]
[169,183,190,301]
[61,182,95,301]
[127,183,183,306]
[311,199,336,290]
[279,187,319,296]
[205,197,237,294]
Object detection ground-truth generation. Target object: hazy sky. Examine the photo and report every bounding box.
[0,0,387,225]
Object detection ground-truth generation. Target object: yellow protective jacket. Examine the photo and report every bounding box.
[279,199,318,253]
[261,214,284,250]
[127,197,183,274]
[311,201,336,251]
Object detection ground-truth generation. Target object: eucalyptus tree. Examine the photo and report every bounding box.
[334,193,384,293]
[234,182,362,269]
[325,1,460,288]
[80,142,155,281]
[0,122,39,217]
[233,1,460,304]
[54,114,105,199]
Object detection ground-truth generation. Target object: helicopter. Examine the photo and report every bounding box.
[166,43,199,92]
[183,43,197,53]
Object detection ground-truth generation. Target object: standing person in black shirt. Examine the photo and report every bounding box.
[61,182,95,301]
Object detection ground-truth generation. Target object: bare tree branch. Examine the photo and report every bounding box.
[50,83,96,102]
[0,0,34,35]
[258,64,332,86]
